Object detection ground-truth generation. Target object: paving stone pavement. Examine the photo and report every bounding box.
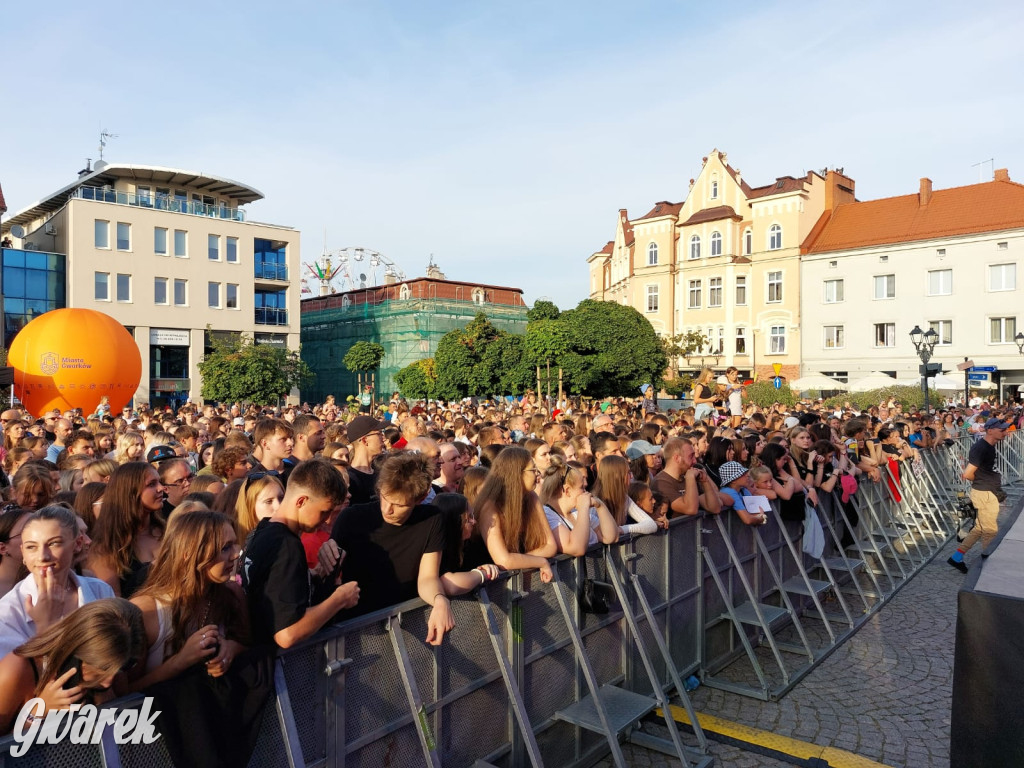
[594,491,1023,768]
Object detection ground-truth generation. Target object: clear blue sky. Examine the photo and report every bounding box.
[4,0,1022,310]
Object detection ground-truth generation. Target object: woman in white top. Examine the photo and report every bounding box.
[591,456,658,536]
[539,458,619,556]
[0,505,114,660]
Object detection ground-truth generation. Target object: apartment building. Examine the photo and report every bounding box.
[588,149,855,380]
[1,162,300,408]
[801,170,1024,400]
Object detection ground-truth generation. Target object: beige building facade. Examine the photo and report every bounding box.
[588,149,855,381]
[1,163,300,407]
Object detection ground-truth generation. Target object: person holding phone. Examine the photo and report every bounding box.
[0,598,145,734]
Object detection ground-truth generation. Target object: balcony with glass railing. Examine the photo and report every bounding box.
[71,187,246,222]
[255,307,288,326]
[254,261,288,281]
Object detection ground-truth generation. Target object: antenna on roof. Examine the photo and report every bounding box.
[971,158,994,182]
[98,130,118,162]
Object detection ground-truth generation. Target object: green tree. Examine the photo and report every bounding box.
[343,341,385,374]
[557,300,667,397]
[394,358,438,399]
[527,299,561,323]
[199,334,312,405]
[434,313,515,399]
[744,380,798,409]
[661,330,710,369]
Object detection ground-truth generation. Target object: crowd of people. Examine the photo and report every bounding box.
[0,378,1016,763]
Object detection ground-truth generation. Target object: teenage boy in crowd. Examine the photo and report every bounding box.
[346,415,387,505]
[249,418,296,485]
[242,459,359,649]
[320,452,454,646]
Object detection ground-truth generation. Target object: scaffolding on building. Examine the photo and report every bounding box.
[301,291,528,403]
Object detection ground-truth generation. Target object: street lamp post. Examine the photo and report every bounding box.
[909,325,939,414]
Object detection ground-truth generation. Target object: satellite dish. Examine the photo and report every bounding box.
[10,225,25,239]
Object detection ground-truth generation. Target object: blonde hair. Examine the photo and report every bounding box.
[537,455,584,508]
[235,473,284,539]
[749,466,772,486]
[115,432,144,465]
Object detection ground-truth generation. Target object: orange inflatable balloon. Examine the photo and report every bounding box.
[9,308,142,418]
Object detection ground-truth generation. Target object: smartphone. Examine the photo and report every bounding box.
[57,655,83,689]
[331,548,347,582]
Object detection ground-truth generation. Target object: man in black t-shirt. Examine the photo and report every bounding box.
[949,418,1008,573]
[242,459,357,648]
[322,452,453,646]
[346,415,387,505]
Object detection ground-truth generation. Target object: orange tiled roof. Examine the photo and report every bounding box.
[807,177,1024,254]
[636,201,684,220]
[680,205,743,227]
[597,240,614,255]
[748,175,808,199]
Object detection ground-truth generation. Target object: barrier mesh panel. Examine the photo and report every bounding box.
[523,645,574,723]
[6,741,105,768]
[583,618,624,685]
[347,722,423,768]
[343,621,408,745]
[283,643,326,763]
[441,678,510,767]
[441,596,500,699]
[246,699,288,768]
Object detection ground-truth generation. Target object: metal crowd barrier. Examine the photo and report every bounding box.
[0,443,975,767]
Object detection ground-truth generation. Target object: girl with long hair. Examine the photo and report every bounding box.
[0,505,115,658]
[114,432,145,465]
[235,473,284,542]
[2,419,26,462]
[474,446,557,581]
[591,455,660,535]
[87,462,166,598]
[433,493,500,595]
[692,368,717,424]
[787,428,822,506]
[9,464,54,511]
[523,438,554,473]
[0,598,146,734]
[759,443,806,520]
[538,458,618,556]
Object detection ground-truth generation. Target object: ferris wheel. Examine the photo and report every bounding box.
[302,247,407,296]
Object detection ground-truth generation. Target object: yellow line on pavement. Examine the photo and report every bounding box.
[658,704,893,768]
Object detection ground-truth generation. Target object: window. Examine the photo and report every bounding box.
[154,228,168,256]
[711,179,718,199]
[472,288,485,304]
[646,285,659,313]
[94,220,109,249]
[735,327,747,354]
[989,263,1016,291]
[824,278,844,303]
[647,242,658,266]
[990,316,1016,343]
[399,284,411,300]
[226,284,238,309]
[255,289,288,325]
[823,325,844,349]
[735,275,747,305]
[116,274,131,302]
[687,280,701,309]
[94,272,109,301]
[928,269,952,296]
[997,242,1008,251]
[874,322,896,347]
[154,278,168,305]
[767,271,783,303]
[708,277,723,307]
[208,235,220,261]
[769,325,786,354]
[174,230,187,258]
[768,224,782,251]
[928,320,952,345]
[874,274,895,299]
[174,279,187,306]
[226,237,238,263]
[689,235,700,260]
[710,231,722,257]
[117,222,131,252]
[715,327,724,354]
[254,238,288,280]
[208,282,221,308]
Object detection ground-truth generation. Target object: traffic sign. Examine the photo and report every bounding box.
[967,373,990,381]
[957,360,975,372]
[772,363,783,376]
[773,376,782,390]
[970,366,997,372]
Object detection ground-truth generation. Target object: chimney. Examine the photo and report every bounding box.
[994,168,1010,182]
[919,178,932,207]
[825,169,856,210]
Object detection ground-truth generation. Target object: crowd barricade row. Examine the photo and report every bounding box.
[0,443,983,768]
